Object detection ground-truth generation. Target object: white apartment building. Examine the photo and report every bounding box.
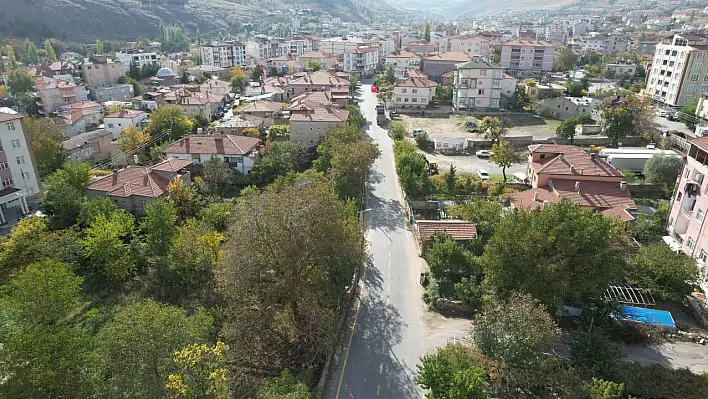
[200,41,246,68]
[343,47,380,76]
[319,36,374,56]
[104,110,149,139]
[245,38,280,60]
[440,35,493,57]
[452,59,504,111]
[569,34,631,55]
[281,36,313,56]
[0,113,41,222]
[647,34,708,107]
[500,38,555,77]
[384,50,421,68]
[392,77,437,109]
[115,49,158,72]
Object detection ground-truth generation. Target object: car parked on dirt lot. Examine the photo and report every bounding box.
[476,150,491,158]
[477,169,490,181]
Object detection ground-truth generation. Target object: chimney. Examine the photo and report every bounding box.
[580,168,584,175]
[133,154,139,165]
[575,181,581,193]
[533,191,539,201]
[620,181,627,192]
[590,153,597,161]
[570,164,575,173]
[542,200,550,209]
[559,153,564,161]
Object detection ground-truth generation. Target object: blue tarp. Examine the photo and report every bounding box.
[618,306,676,328]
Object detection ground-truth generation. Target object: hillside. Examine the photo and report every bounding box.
[0,0,399,42]
[392,0,578,18]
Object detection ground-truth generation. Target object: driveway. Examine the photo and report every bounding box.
[420,152,526,176]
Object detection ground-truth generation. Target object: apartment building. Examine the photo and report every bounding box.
[343,47,379,76]
[500,39,555,77]
[452,59,504,111]
[296,51,337,72]
[666,136,708,290]
[0,113,41,222]
[78,56,125,87]
[392,77,437,109]
[439,35,492,56]
[290,107,349,148]
[569,34,631,55]
[646,34,708,107]
[115,49,158,73]
[35,79,89,115]
[384,50,421,68]
[200,40,246,68]
[281,36,313,56]
[318,36,373,56]
[245,37,280,60]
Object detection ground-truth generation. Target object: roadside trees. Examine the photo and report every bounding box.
[416,343,490,399]
[643,154,683,185]
[477,116,505,146]
[230,66,248,94]
[489,139,521,182]
[627,243,698,301]
[602,107,634,147]
[41,161,91,229]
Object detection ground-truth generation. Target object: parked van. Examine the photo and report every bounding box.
[412,128,426,137]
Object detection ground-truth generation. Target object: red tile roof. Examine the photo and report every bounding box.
[150,158,194,172]
[504,38,554,47]
[240,101,285,113]
[423,52,476,62]
[289,107,349,122]
[417,220,478,242]
[507,187,561,210]
[346,46,379,54]
[529,145,623,178]
[161,134,260,156]
[691,136,708,152]
[86,160,190,198]
[287,71,349,87]
[395,77,438,88]
[0,113,24,123]
[105,110,146,119]
[551,179,635,211]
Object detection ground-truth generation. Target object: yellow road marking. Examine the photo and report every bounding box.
[383,327,387,337]
[379,363,383,373]
[335,302,361,399]
[377,384,381,396]
[381,343,385,353]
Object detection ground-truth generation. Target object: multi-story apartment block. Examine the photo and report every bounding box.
[115,49,158,73]
[281,36,312,56]
[569,34,631,55]
[500,38,555,77]
[545,26,569,45]
[78,56,125,87]
[452,59,504,111]
[296,51,337,72]
[439,35,492,57]
[35,79,89,115]
[0,113,41,221]
[667,137,708,291]
[200,41,246,68]
[392,77,437,109]
[646,34,708,107]
[343,47,380,76]
[245,37,280,60]
[318,36,374,56]
[384,50,421,68]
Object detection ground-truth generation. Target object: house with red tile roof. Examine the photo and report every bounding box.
[161,134,261,175]
[290,106,349,148]
[392,77,438,110]
[416,220,478,253]
[507,144,636,222]
[85,158,193,214]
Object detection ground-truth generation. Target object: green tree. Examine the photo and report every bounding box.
[5,45,18,70]
[565,81,585,97]
[243,127,260,138]
[424,234,478,277]
[480,201,625,308]
[92,299,213,398]
[117,75,142,96]
[251,141,309,186]
[198,156,234,198]
[305,60,321,72]
[25,41,40,65]
[444,165,457,195]
[678,96,698,129]
[628,243,698,301]
[473,291,560,366]
[166,342,230,399]
[199,202,233,232]
[230,66,248,94]
[95,39,104,54]
[41,161,91,229]
[118,125,150,154]
[82,210,136,281]
[181,70,190,84]
[77,197,119,227]
[267,124,290,141]
[446,199,503,241]
[553,46,578,72]
[252,65,264,81]
[477,116,505,145]
[602,107,634,147]
[386,65,396,85]
[349,73,359,93]
[167,177,203,221]
[216,174,365,385]
[323,130,379,200]
[347,104,366,129]
[23,117,67,177]
[394,140,429,199]
[44,39,57,62]
[423,20,431,42]
[556,118,579,143]
[416,343,489,399]
[489,139,521,182]
[145,104,193,139]
[257,370,310,399]
[390,121,406,141]
[586,378,627,399]
[0,260,91,399]
[643,154,683,185]
[141,199,178,257]
[7,69,35,96]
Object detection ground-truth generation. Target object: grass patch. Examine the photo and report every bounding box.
[541,117,562,131]
[489,174,506,183]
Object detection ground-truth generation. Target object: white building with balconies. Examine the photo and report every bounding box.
[452,59,504,111]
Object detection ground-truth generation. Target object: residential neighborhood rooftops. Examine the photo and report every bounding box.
[298,51,332,58]
[528,144,623,178]
[504,38,554,47]
[289,107,349,122]
[240,100,285,113]
[161,134,260,156]
[60,101,102,110]
[150,158,195,172]
[86,159,192,198]
[62,129,112,150]
[105,110,146,119]
[417,220,478,242]
[455,59,502,69]
[287,71,349,86]
[423,52,476,62]
[387,50,419,58]
[215,114,265,129]
[395,77,438,88]
[0,112,24,123]
[346,46,379,54]
[288,91,337,109]
[691,136,708,152]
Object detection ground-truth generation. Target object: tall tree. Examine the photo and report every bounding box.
[0,260,91,399]
[117,125,150,155]
[477,116,505,145]
[472,291,560,366]
[7,69,35,96]
[251,65,264,80]
[95,39,104,54]
[480,200,626,308]
[216,174,366,386]
[327,139,379,200]
[44,39,57,62]
[553,46,578,72]
[643,154,683,185]
[626,94,654,139]
[602,107,634,147]
[5,45,18,69]
[423,20,431,42]
[424,234,478,277]
[393,140,429,199]
[416,343,489,399]
[117,75,142,96]
[141,199,178,258]
[444,165,457,195]
[489,139,521,182]
[305,60,321,72]
[25,41,40,65]
[230,66,248,94]
[167,177,202,221]
[81,210,136,281]
[92,299,213,398]
[250,141,309,186]
[197,156,234,199]
[679,96,698,129]
[446,199,503,241]
[145,104,193,139]
[628,243,698,301]
[41,161,91,229]
[23,118,67,177]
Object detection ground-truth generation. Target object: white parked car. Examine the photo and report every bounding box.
[476,149,491,158]
[412,128,426,137]
[477,169,490,181]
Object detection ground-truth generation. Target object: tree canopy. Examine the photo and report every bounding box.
[145,105,193,139]
[602,107,634,147]
[643,154,683,185]
[23,117,67,177]
[416,343,490,399]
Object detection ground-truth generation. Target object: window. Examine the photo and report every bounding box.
[704,75,708,82]
[480,70,487,76]
[0,142,3,152]
[412,89,418,94]
[140,200,146,209]
[691,74,700,81]
[688,84,697,93]
[688,236,695,250]
[699,209,706,223]
[0,161,7,170]
[2,178,12,188]
[478,89,485,95]
[686,168,691,178]
[700,250,708,263]
[404,98,408,102]
[401,88,407,93]
[6,122,15,131]
[702,85,708,92]
[16,156,25,165]
[396,97,402,103]
[10,139,20,148]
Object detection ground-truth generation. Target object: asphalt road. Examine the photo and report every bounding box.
[327,85,426,398]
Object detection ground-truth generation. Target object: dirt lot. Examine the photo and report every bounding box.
[398,113,561,140]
